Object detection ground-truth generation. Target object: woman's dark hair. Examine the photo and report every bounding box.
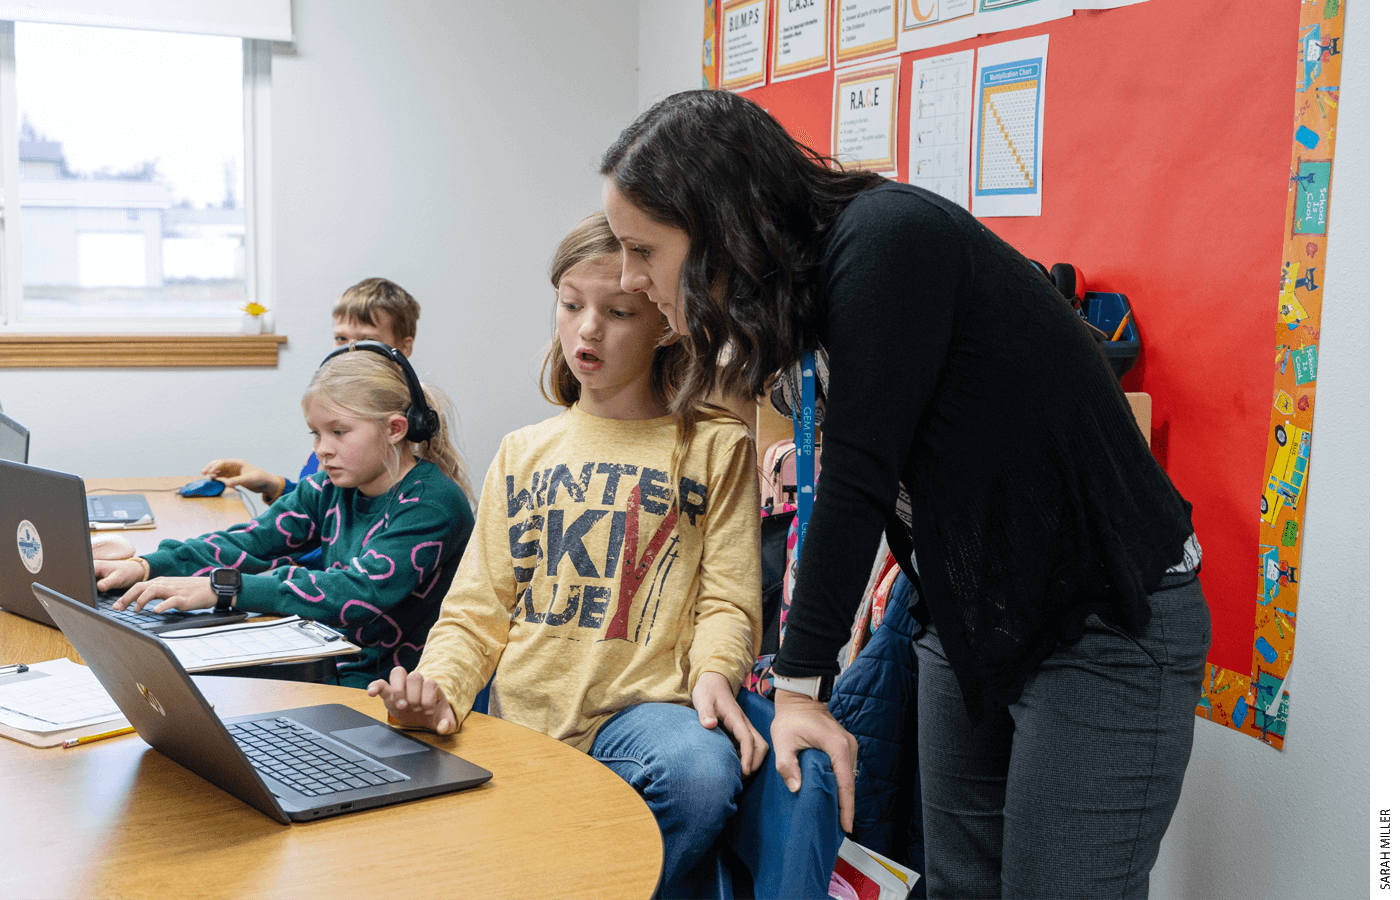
[600,89,884,406]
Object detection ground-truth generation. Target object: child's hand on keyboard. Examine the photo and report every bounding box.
[94,557,148,593]
[111,576,217,614]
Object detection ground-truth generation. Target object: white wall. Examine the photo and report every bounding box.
[633,5,1377,900]
[2,0,642,487]
[639,0,703,110]
[1151,0,1370,895]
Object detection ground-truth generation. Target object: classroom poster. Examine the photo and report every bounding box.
[835,0,899,68]
[898,0,979,53]
[720,0,771,92]
[772,0,831,82]
[971,35,1047,217]
[976,0,1070,33]
[908,50,975,208]
[831,59,901,174]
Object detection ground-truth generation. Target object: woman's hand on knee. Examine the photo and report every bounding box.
[772,689,858,833]
[692,671,769,777]
[367,666,458,734]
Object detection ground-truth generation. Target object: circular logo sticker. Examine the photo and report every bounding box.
[16,520,42,575]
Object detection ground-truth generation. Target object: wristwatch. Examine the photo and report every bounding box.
[209,567,241,612]
[771,673,835,702]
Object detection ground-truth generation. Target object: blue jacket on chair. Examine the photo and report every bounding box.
[828,571,925,893]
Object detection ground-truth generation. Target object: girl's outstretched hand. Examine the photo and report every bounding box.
[692,670,769,777]
[367,666,458,735]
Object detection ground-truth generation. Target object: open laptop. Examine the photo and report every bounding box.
[33,582,493,823]
[0,459,248,633]
[0,410,28,463]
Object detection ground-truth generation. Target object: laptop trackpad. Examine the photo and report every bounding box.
[331,724,431,758]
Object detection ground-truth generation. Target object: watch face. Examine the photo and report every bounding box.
[211,568,240,589]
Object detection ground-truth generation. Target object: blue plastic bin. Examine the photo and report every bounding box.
[1082,291,1139,379]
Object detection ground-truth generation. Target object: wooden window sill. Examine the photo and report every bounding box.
[0,334,287,368]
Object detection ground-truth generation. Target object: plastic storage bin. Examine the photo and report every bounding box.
[1082,291,1139,379]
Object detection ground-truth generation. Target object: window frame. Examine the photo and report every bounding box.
[0,23,281,367]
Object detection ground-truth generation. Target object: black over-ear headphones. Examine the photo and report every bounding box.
[319,340,440,443]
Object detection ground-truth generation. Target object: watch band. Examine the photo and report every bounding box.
[771,673,834,702]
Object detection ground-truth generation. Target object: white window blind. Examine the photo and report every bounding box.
[0,0,291,41]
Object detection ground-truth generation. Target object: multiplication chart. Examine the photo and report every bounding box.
[972,34,1048,217]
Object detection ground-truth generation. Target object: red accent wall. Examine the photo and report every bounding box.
[740,0,1299,673]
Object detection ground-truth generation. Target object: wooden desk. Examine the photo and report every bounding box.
[2,476,254,666]
[0,675,664,899]
[86,475,254,555]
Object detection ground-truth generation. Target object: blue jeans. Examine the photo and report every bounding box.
[915,573,1212,899]
[590,701,744,898]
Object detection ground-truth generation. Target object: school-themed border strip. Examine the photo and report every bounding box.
[1194,0,1346,750]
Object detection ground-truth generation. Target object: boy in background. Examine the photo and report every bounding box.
[203,278,421,503]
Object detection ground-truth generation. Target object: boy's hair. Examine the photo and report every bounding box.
[302,351,476,508]
[333,278,421,343]
[539,211,740,484]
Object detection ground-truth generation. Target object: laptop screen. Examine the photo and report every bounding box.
[0,411,28,464]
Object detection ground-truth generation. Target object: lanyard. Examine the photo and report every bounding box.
[791,350,816,557]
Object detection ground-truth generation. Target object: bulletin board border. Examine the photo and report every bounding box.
[1195,0,1347,750]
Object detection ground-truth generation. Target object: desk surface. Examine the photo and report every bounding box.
[2,479,664,898]
[87,474,254,555]
[1,675,663,899]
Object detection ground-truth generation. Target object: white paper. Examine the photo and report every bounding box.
[720,0,770,92]
[832,59,901,176]
[772,0,830,82]
[0,658,123,733]
[975,0,1070,33]
[971,34,1048,217]
[159,615,357,670]
[909,49,975,209]
[836,0,899,66]
[898,0,979,53]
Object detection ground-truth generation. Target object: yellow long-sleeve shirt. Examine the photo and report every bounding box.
[416,405,761,752]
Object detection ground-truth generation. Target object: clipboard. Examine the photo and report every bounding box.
[156,616,360,672]
[0,659,130,749]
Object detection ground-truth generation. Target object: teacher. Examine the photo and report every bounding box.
[601,89,1210,899]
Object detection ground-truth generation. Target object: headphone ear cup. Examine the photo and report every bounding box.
[1050,263,1084,310]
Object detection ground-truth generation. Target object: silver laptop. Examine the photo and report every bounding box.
[0,410,28,463]
[33,582,493,823]
[0,460,248,633]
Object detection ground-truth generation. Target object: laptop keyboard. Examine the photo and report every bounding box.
[229,716,408,797]
[96,591,192,629]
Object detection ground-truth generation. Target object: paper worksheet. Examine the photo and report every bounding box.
[909,49,975,209]
[0,658,124,733]
[158,616,359,671]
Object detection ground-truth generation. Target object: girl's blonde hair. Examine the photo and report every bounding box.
[303,351,476,508]
[539,211,741,489]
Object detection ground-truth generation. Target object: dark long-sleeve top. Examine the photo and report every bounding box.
[143,459,474,687]
[771,183,1195,713]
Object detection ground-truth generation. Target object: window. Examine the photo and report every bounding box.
[0,5,284,365]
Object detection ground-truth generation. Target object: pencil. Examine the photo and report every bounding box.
[1111,309,1133,341]
[62,725,135,748]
